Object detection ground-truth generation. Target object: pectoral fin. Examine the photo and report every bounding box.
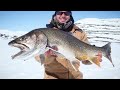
[70,61,80,71]
[35,54,45,65]
[39,54,45,65]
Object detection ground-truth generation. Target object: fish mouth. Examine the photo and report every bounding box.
[9,42,30,59]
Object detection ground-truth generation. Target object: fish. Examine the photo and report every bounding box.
[8,28,114,71]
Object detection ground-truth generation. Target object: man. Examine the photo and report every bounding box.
[35,11,102,79]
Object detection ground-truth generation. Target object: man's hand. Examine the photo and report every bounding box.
[45,46,58,57]
[96,52,102,62]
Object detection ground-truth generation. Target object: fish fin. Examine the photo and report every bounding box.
[90,56,101,67]
[39,54,45,65]
[35,55,41,62]
[66,57,80,71]
[106,55,114,67]
[102,42,114,67]
[76,54,101,67]
[70,61,78,71]
[34,54,45,65]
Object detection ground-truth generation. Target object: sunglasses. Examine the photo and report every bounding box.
[56,11,71,16]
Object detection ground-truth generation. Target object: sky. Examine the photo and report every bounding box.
[0,11,120,32]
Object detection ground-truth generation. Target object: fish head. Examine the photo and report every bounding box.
[8,32,38,59]
[9,34,36,48]
[8,30,48,60]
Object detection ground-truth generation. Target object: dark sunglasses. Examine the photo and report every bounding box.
[56,11,71,16]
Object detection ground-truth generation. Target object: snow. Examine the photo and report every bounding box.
[0,29,27,37]
[0,18,120,79]
[0,39,44,79]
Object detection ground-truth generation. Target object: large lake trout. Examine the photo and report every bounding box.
[8,28,114,70]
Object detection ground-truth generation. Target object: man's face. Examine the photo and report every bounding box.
[55,11,71,24]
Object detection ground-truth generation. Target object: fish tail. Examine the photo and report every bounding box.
[102,42,114,67]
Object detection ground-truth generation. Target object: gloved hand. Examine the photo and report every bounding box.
[45,46,58,57]
[96,52,102,62]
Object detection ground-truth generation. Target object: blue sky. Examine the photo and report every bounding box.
[0,11,120,31]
